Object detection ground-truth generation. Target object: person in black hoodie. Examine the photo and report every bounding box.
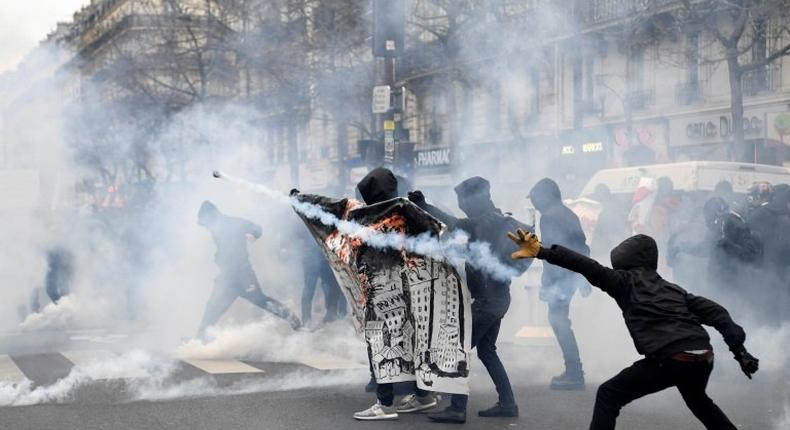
[507,229,759,430]
[345,167,441,421]
[528,178,590,390]
[196,201,301,338]
[674,197,761,298]
[409,177,530,423]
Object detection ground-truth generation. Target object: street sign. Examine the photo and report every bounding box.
[372,86,391,113]
[384,131,395,162]
[383,120,395,131]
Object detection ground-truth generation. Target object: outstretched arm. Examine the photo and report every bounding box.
[685,293,758,378]
[408,191,468,233]
[685,294,745,352]
[508,230,627,298]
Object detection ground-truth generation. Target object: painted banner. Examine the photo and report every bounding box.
[294,195,472,394]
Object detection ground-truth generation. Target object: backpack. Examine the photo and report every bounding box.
[489,212,534,277]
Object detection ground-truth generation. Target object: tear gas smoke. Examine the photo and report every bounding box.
[0,346,364,407]
[214,170,521,282]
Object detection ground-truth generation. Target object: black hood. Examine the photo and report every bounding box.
[357,167,398,205]
[610,234,658,271]
[529,178,562,212]
[454,176,496,217]
[198,200,219,225]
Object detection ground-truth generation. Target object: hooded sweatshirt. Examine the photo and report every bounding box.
[356,167,399,205]
[198,201,263,272]
[529,178,589,299]
[536,234,746,360]
[414,177,530,314]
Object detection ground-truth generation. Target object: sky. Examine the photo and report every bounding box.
[0,0,88,73]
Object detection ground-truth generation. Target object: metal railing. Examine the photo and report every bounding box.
[582,0,677,25]
[625,87,655,110]
[742,63,782,97]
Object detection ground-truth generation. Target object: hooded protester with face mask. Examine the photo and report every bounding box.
[528,178,590,390]
[508,230,759,430]
[409,176,530,423]
[196,201,301,338]
[676,197,762,301]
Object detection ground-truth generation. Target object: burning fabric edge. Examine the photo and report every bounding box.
[293,193,472,394]
[214,170,519,283]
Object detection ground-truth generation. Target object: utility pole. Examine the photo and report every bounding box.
[372,0,407,175]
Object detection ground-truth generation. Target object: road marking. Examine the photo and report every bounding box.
[513,325,555,347]
[61,350,148,380]
[514,325,555,338]
[298,355,366,370]
[0,355,27,383]
[182,359,265,375]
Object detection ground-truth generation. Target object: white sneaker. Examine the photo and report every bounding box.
[396,393,440,413]
[353,401,399,421]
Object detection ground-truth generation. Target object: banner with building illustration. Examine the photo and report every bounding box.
[294,195,471,394]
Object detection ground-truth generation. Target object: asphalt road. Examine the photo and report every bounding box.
[0,343,786,430]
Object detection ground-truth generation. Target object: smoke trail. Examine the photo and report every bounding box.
[0,350,169,406]
[214,170,520,282]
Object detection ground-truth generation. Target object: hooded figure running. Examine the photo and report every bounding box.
[507,230,759,430]
[196,201,301,338]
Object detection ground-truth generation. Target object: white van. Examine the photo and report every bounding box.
[578,161,790,197]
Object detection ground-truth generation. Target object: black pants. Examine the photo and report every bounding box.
[450,303,515,411]
[548,297,582,370]
[198,267,298,337]
[302,263,346,324]
[590,356,736,430]
[373,381,430,407]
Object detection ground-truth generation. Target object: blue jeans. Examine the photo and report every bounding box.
[450,303,515,411]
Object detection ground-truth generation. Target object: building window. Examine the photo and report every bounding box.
[676,32,702,105]
[486,82,501,134]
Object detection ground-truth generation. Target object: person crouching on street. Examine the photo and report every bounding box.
[507,230,759,430]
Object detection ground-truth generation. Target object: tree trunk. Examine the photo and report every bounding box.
[336,111,348,187]
[726,49,746,162]
[287,120,299,187]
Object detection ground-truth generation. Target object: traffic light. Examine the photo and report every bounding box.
[373,0,405,57]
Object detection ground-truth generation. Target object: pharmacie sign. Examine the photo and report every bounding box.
[415,147,451,168]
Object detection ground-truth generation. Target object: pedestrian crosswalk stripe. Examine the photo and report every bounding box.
[298,355,366,370]
[0,354,27,383]
[182,359,265,375]
[60,350,148,380]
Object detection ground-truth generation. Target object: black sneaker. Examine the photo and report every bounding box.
[550,370,585,391]
[427,407,466,424]
[478,402,519,417]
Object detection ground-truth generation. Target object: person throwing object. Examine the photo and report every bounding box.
[196,201,301,338]
[507,229,759,430]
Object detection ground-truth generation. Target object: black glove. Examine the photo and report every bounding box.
[289,188,300,197]
[408,190,426,207]
[733,349,759,379]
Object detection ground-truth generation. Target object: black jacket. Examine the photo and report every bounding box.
[199,203,263,272]
[529,178,589,299]
[537,234,746,360]
[416,177,529,315]
[747,192,790,278]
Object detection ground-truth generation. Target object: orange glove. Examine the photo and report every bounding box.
[507,228,542,259]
